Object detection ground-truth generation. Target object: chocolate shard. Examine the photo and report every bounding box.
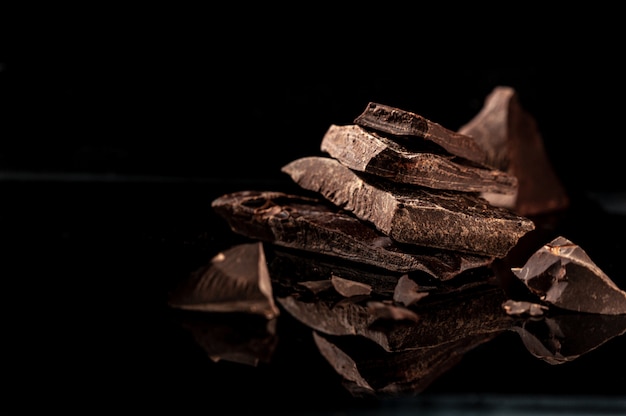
[511,236,626,315]
[457,86,569,216]
[393,274,429,307]
[167,242,280,319]
[320,124,517,194]
[281,156,535,258]
[502,299,548,317]
[331,275,373,297]
[354,101,492,167]
[212,190,494,277]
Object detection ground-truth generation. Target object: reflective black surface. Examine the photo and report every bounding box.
[6,178,626,414]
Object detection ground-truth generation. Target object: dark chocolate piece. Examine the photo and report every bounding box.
[502,299,548,317]
[393,274,429,307]
[331,275,372,297]
[458,86,569,216]
[212,190,494,276]
[167,242,280,319]
[321,124,517,194]
[511,236,626,314]
[281,156,535,258]
[354,101,491,167]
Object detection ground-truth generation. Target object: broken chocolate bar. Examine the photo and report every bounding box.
[354,101,492,167]
[457,86,569,216]
[511,236,626,314]
[281,156,535,258]
[212,190,494,277]
[320,124,517,194]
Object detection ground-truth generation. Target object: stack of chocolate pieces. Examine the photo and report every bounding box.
[212,101,536,284]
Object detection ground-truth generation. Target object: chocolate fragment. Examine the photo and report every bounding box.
[393,275,429,307]
[354,101,492,167]
[321,124,517,194]
[167,242,280,319]
[212,190,494,276]
[297,279,335,295]
[502,299,548,317]
[511,236,626,314]
[458,86,569,216]
[331,275,373,297]
[282,156,535,258]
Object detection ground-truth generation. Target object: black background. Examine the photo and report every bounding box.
[4,8,626,414]
[2,9,625,196]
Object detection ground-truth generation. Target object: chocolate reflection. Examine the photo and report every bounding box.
[509,312,626,365]
[168,242,626,398]
[173,311,279,367]
[313,329,501,398]
[276,282,511,353]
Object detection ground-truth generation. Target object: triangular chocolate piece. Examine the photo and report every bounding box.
[511,236,626,314]
[167,242,280,319]
[458,86,569,216]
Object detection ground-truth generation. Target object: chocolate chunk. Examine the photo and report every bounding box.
[458,86,569,216]
[281,156,535,258]
[393,275,429,307]
[212,190,494,276]
[320,124,517,194]
[354,101,491,167]
[511,236,626,314]
[167,242,280,319]
[331,275,373,297]
[502,299,548,317]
